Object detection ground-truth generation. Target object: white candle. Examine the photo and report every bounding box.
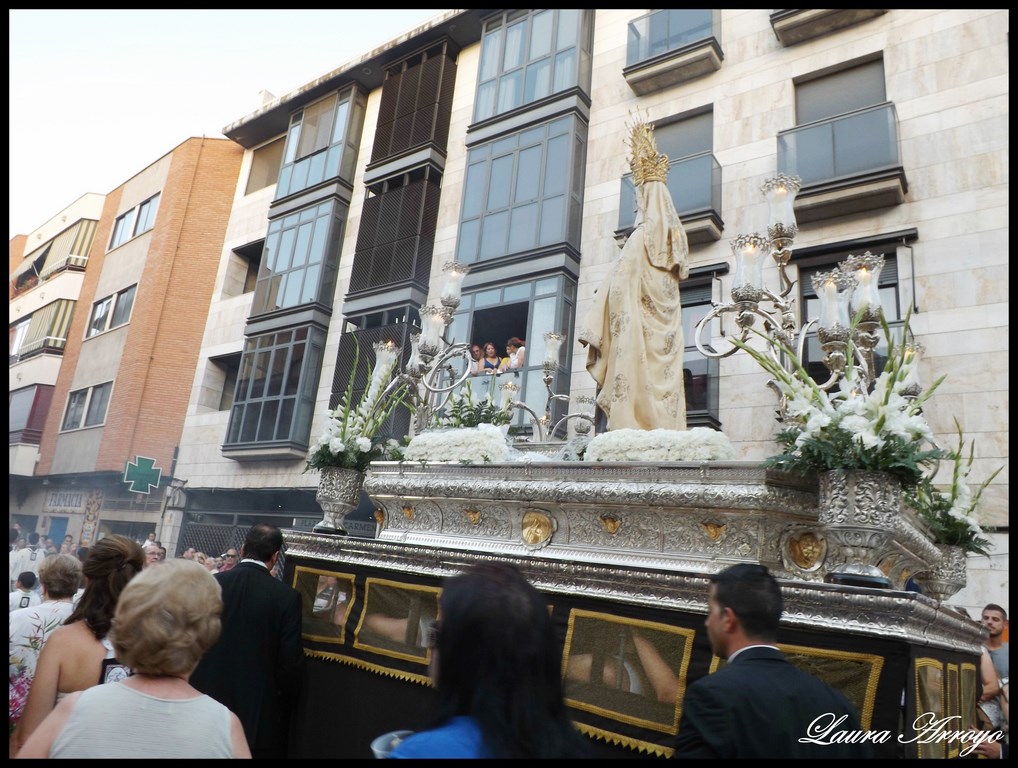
[421,310,443,348]
[543,332,564,368]
[821,280,839,328]
[902,346,922,388]
[855,269,872,311]
[441,267,466,304]
[407,334,420,370]
[372,341,398,382]
[499,382,516,410]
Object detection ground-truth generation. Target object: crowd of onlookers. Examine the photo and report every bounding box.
[9,523,291,758]
[8,521,1009,759]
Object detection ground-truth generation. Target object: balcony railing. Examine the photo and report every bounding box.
[626,9,717,67]
[618,153,721,231]
[777,103,901,187]
[39,253,88,279]
[10,336,67,364]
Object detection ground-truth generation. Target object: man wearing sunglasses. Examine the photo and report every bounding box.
[218,549,239,573]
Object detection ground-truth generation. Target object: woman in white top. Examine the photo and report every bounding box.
[501,337,526,371]
[16,559,249,759]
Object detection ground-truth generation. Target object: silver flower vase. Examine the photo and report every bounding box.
[817,469,901,587]
[314,467,365,534]
[917,544,968,602]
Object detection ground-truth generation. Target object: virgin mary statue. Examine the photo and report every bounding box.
[578,120,690,431]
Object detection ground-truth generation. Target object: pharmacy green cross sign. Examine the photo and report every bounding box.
[123,456,162,495]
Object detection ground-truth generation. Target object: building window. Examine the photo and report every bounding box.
[781,58,898,186]
[9,384,53,445]
[133,194,160,236]
[223,240,263,298]
[109,210,136,249]
[619,111,717,230]
[275,87,365,199]
[371,42,457,163]
[447,274,576,432]
[626,9,716,67]
[474,9,592,123]
[213,353,241,411]
[251,201,344,316]
[87,285,136,337]
[680,281,720,424]
[224,326,326,449]
[245,138,285,195]
[798,252,901,386]
[456,115,586,264]
[61,381,113,431]
[10,318,30,359]
[108,194,160,250]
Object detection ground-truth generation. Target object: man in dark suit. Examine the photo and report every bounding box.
[672,564,873,758]
[191,524,304,759]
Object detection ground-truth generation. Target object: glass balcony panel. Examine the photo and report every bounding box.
[627,9,715,67]
[778,103,900,186]
[618,153,720,230]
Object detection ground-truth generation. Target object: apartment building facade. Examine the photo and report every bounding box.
[9,138,242,546]
[164,10,1004,613]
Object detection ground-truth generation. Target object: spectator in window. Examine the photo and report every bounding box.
[469,344,484,375]
[480,342,504,375]
[501,337,526,371]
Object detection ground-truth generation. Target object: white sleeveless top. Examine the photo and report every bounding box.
[49,682,234,758]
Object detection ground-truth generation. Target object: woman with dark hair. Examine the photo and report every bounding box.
[389,562,590,759]
[10,535,143,753]
[479,342,504,375]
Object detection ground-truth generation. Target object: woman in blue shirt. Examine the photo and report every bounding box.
[389,563,589,759]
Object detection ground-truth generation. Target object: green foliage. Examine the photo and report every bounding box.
[904,419,1002,556]
[430,377,512,429]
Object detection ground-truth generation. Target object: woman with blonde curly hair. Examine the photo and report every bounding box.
[16,559,249,758]
[11,535,143,753]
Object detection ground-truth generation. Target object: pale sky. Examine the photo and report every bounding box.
[9,9,446,241]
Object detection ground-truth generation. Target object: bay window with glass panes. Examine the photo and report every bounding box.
[444,274,576,434]
[474,9,593,123]
[250,201,344,317]
[275,87,366,200]
[224,326,326,452]
[456,115,586,264]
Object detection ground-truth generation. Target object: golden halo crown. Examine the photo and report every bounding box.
[627,118,670,185]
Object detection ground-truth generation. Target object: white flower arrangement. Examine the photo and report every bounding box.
[732,312,945,486]
[404,423,510,465]
[306,340,412,472]
[584,428,736,463]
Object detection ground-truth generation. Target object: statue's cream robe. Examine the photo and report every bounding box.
[578,181,690,431]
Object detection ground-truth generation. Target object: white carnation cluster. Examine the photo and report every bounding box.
[404,423,509,464]
[584,428,736,463]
